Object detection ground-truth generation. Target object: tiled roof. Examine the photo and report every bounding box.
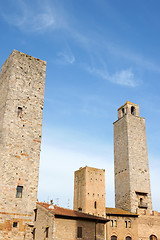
[37,202,108,223]
[106,207,138,217]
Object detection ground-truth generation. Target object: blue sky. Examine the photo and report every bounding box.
[0,0,160,211]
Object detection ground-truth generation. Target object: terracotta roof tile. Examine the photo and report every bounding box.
[106,207,138,217]
[37,202,108,223]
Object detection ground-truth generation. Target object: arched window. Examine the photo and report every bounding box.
[111,236,117,240]
[122,108,125,116]
[126,237,132,240]
[131,106,135,115]
[150,235,157,240]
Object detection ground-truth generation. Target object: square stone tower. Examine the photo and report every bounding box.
[73,166,106,217]
[0,50,46,239]
[113,101,152,213]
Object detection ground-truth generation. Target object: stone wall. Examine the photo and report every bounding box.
[106,215,138,240]
[34,204,54,240]
[114,102,152,213]
[0,50,46,239]
[35,204,106,240]
[74,166,106,217]
[137,209,160,240]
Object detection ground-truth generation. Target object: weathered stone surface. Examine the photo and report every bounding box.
[114,101,152,213]
[34,202,106,240]
[74,166,106,217]
[0,50,46,239]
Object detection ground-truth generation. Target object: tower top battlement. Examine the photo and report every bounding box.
[117,101,140,119]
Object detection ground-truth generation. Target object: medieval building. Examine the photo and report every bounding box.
[0,50,159,239]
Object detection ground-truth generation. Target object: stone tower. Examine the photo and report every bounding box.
[0,50,46,239]
[73,166,106,217]
[113,101,152,213]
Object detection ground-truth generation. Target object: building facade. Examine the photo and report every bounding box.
[34,202,108,240]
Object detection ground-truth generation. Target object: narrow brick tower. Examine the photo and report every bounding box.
[73,166,106,217]
[113,101,152,213]
[0,50,46,239]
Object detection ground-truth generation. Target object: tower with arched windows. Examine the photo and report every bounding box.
[113,101,152,213]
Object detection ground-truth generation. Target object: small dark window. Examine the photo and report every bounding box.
[128,220,131,228]
[110,220,114,227]
[34,209,37,221]
[78,208,82,212]
[125,220,128,228]
[77,226,82,238]
[94,201,97,209]
[13,222,18,228]
[122,108,125,116]
[16,186,23,198]
[17,107,22,117]
[114,220,117,227]
[32,228,36,239]
[126,237,132,240]
[46,227,49,238]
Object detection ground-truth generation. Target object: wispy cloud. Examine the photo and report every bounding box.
[87,67,138,87]
[106,43,160,73]
[1,0,66,33]
[57,48,75,65]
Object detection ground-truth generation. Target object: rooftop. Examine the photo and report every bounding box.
[37,202,109,223]
[106,207,138,217]
[118,100,138,110]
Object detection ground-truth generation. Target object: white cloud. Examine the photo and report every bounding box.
[57,50,75,64]
[88,67,138,87]
[1,0,66,33]
[109,69,137,87]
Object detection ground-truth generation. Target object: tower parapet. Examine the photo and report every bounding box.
[117,101,139,119]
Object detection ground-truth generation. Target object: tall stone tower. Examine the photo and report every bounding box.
[113,101,152,213]
[73,166,106,217]
[0,50,46,239]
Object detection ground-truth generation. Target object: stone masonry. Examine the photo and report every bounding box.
[74,166,106,217]
[0,50,46,239]
[34,202,107,240]
[113,101,152,213]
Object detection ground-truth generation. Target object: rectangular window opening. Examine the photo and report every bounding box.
[34,209,37,221]
[32,228,36,239]
[13,222,18,228]
[114,220,117,227]
[77,226,82,238]
[16,186,23,198]
[46,227,49,238]
[17,107,22,117]
[128,220,131,228]
[110,220,114,227]
[125,220,128,228]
